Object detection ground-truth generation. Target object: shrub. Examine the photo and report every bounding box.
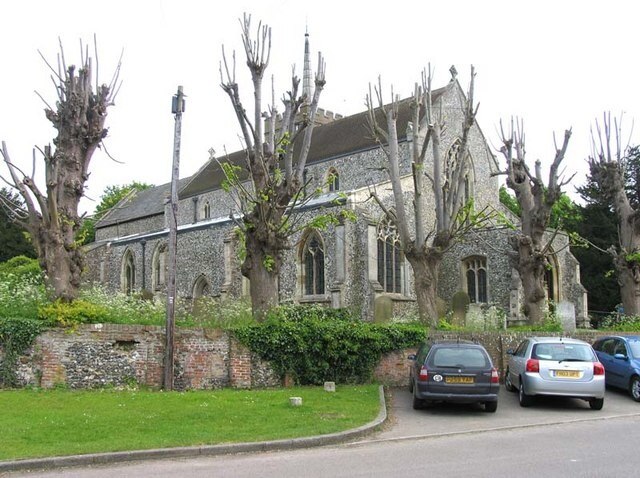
[38,299,109,327]
[598,314,640,332]
[234,305,426,385]
[0,257,47,320]
[0,317,42,386]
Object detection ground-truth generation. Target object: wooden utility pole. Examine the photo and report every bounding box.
[164,86,185,390]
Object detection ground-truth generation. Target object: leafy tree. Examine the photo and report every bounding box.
[499,185,581,230]
[77,181,152,245]
[0,41,121,302]
[0,188,36,262]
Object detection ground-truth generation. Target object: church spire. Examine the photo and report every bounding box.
[302,28,312,104]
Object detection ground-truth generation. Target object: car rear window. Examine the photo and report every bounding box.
[532,343,595,362]
[428,347,490,368]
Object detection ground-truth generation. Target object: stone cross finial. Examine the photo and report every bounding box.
[208,147,216,161]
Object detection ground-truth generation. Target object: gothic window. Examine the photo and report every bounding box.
[464,256,487,303]
[152,243,168,290]
[302,231,325,295]
[192,275,211,299]
[377,218,403,293]
[202,200,211,220]
[327,167,339,192]
[544,254,559,303]
[121,250,136,295]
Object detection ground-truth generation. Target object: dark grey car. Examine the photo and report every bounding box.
[408,340,500,412]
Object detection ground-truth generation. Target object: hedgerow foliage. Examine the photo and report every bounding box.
[0,317,42,386]
[233,305,426,385]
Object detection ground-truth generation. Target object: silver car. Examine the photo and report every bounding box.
[504,337,605,410]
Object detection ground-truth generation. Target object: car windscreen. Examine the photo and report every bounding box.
[428,347,490,368]
[628,340,640,358]
[532,343,595,362]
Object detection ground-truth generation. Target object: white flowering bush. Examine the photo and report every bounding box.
[0,257,47,320]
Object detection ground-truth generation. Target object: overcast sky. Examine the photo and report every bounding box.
[1,0,638,214]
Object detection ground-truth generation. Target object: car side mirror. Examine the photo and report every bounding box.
[407,354,416,361]
[614,353,628,361]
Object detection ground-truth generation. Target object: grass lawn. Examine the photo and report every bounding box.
[0,384,380,461]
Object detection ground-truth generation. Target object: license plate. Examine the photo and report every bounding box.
[555,370,580,378]
[445,376,474,384]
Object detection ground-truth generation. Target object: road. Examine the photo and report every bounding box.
[6,387,640,477]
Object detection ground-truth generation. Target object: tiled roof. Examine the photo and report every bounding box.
[96,178,191,228]
[96,86,447,228]
[179,86,446,198]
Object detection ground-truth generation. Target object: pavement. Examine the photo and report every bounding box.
[2,384,640,474]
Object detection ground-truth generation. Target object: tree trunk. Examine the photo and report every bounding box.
[39,229,84,302]
[241,225,281,320]
[512,234,548,325]
[406,249,442,328]
[613,253,640,316]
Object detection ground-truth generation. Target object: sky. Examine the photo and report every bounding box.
[0,0,638,215]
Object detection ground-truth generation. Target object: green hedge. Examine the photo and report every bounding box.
[233,305,426,385]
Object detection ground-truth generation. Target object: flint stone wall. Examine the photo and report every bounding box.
[2,326,624,390]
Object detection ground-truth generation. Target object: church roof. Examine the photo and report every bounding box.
[96,178,191,228]
[179,86,446,198]
[95,86,448,229]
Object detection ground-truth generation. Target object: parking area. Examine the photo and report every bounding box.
[377,385,640,440]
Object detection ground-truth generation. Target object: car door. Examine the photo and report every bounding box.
[595,338,619,387]
[608,339,631,387]
[509,339,529,387]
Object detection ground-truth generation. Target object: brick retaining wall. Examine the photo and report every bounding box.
[0,325,626,390]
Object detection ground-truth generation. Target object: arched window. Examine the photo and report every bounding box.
[545,253,560,303]
[464,256,487,303]
[121,249,136,295]
[202,200,211,220]
[301,231,325,295]
[327,167,339,192]
[152,243,168,291]
[192,275,211,299]
[377,218,403,293]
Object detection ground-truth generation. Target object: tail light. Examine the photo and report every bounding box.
[593,362,605,375]
[526,359,540,373]
[491,368,499,384]
[418,365,429,381]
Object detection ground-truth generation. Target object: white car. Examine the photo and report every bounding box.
[504,337,605,410]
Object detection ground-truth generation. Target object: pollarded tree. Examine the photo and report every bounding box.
[588,114,640,316]
[219,15,327,319]
[494,119,572,325]
[1,40,121,301]
[365,66,489,327]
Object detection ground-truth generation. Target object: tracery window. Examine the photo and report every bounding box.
[327,167,339,192]
[302,231,325,295]
[464,256,487,303]
[377,218,402,293]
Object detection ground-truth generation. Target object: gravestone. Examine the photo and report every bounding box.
[374,295,393,323]
[556,301,576,332]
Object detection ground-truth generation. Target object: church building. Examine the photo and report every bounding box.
[84,35,588,327]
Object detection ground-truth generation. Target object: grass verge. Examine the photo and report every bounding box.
[0,384,380,461]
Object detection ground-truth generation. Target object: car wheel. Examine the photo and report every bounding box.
[484,401,498,413]
[518,380,533,407]
[589,397,604,410]
[629,376,640,402]
[504,368,517,392]
[412,389,424,410]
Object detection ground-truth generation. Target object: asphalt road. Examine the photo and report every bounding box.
[5,386,640,477]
